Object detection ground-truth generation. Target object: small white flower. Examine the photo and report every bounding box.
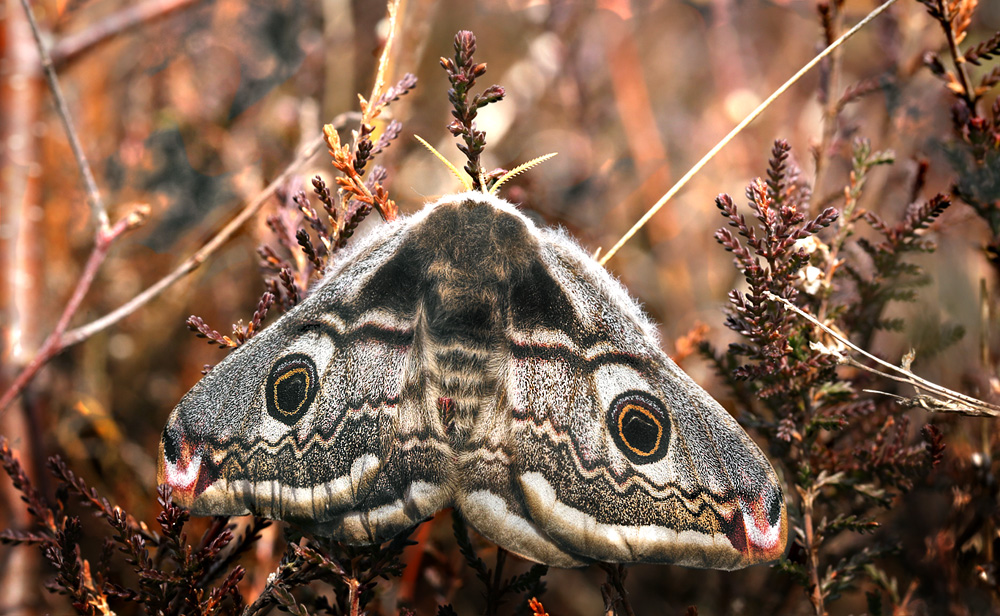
[793,235,821,254]
[800,265,825,294]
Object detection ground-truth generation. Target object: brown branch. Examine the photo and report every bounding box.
[0,208,147,414]
[0,114,353,414]
[800,485,826,616]
[1,1,368,414]
[3,0,43,358]
[0,6,45,609]
[347,577,362,616]
[813,0,845,200]
[598,563,636,616]
[18,0,109,232]
[51,0,203,67]
[60,129,335,349]
[1,0,154,416]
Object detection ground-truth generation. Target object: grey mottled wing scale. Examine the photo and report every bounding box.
[158,213,452,543]
[460,219,787,569]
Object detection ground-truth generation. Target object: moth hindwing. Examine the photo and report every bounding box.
[158,191,787,569]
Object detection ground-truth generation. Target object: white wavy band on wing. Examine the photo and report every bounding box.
[518,471,747,570]
[188,453,382,519]
[460,489,587,568]
[331,480,448,543]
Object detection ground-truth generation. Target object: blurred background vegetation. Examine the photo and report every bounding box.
[2,0,1000,613]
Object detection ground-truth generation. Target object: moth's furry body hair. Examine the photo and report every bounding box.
[159,192,788,569]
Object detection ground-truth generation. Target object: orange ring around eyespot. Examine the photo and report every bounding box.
[273,366,311,416]
[617,403,662,456]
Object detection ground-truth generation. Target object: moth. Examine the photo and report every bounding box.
[158,190,787,569]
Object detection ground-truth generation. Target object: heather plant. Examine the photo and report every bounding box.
[918,0,1000,248]
[701,138,950,615]
[692,0,1000,613]
[0,437,266,616]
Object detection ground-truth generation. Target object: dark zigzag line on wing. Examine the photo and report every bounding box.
[508,343,658,373]
[514,436,750,532]
[509,321,657,352]
[194,398,444,455]
[296,317,415,346]
[207,422,450,485]
[462,445,744,535]
[299,305,647,368]
[499,413,760,504]
[207,414,444,457]
[466,441,745,508]
[219,438,450,483]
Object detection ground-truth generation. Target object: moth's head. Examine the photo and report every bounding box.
[157,317,330,513]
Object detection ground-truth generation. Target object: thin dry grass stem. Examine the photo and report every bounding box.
[361,0,400,126]
[597,0,900,267]
[18,0,109,232]
[767,291,1000,417]
[322,0,405,223]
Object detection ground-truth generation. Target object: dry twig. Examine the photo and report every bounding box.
[60,130,334,348]
[768,291,1000,417]
[0,19,355,413]
[19,0,108,231]
[2,0,155,414]
[598,0,900,266]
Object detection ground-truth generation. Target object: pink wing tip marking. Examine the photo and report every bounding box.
[162,440,206,502]
[738,494,783,552]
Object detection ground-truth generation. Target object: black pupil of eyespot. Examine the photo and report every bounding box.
[276,370,307,414]
[621,409,659,454]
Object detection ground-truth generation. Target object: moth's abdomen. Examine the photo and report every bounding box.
[429,345,495,441]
